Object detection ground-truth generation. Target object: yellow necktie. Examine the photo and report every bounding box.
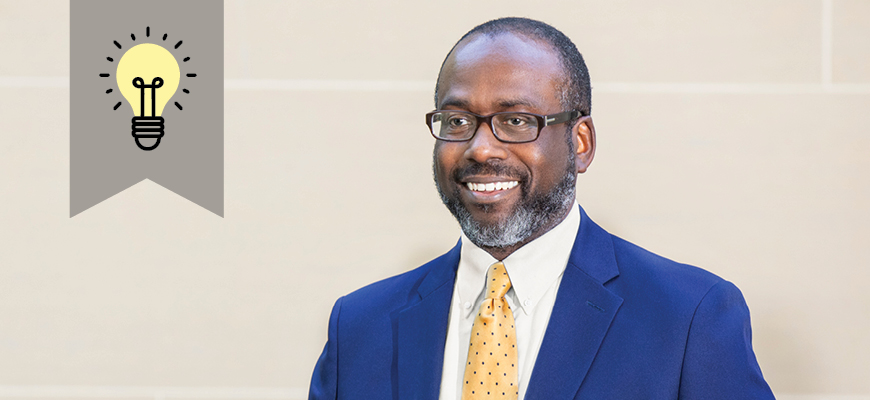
[462,262,518,399]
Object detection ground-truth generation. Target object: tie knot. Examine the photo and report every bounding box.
[486,262,511,299]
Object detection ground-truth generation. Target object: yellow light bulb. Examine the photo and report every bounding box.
[116,43,180,151]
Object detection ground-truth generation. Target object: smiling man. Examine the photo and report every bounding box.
[310,18,774,400]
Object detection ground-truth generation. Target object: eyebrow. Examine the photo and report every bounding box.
[438,98,539,111]
[496,99,537,109]
[439,98,470,109]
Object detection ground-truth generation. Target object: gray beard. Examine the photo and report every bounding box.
[435,156,577,250]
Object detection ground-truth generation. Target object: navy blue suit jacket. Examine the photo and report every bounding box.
[309,207,774,399]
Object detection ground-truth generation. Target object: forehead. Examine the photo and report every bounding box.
[437,32,564,111]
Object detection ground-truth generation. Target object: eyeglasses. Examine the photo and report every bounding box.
[425,109,580,143]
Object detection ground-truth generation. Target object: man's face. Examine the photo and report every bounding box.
[433,33,585,253]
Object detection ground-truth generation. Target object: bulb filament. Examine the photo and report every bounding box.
[131,77,166,151]
[132,77,164,117]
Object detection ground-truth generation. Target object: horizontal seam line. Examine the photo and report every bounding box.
[3,77,870,93]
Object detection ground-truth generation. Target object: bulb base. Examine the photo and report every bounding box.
[132,116,165,151]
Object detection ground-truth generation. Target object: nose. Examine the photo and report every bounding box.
[464,121,508,163]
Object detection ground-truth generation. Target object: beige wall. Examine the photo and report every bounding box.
[1,0,868,398]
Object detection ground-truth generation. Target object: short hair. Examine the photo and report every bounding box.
[434,17,592,118]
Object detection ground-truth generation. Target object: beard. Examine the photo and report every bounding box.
[434,149,577,250]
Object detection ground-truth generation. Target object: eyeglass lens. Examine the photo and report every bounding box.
[430,111,539,142]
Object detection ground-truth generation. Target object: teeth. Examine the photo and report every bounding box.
[465,181,519,192]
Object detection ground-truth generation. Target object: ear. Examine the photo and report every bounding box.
[571,116,596,173]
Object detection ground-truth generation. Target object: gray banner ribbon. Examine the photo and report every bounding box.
[70,0,223,217]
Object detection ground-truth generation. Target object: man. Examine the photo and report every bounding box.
[310,17,774,399]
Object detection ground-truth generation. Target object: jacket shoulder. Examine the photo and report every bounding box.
[343,261,430,306]
[606,234,730,312]
[338,243,459,323]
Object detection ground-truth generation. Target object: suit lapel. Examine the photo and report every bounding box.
[396,242,460,400]
[525,207,624,400]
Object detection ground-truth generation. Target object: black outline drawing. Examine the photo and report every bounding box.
[101,26,197,151]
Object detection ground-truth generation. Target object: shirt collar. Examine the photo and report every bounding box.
[456,202,581,317]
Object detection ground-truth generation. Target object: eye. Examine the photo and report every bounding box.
[446,114,472,127]
[501,114,534,127]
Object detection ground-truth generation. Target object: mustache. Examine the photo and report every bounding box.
[452,161,528,182]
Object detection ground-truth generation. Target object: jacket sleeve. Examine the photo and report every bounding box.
[309,296,343,400]
[678,280,775,399]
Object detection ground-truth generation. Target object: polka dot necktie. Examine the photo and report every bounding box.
[462,262,518,400]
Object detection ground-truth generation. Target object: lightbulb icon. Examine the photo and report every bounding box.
[116,43,180,151]
[100,27,195,151]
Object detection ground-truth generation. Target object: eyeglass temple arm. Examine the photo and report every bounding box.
[543,110,581,126]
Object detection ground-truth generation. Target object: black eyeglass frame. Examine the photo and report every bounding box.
[425,109,581,143]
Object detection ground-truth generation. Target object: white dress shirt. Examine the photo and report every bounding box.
[438,203,581,400]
